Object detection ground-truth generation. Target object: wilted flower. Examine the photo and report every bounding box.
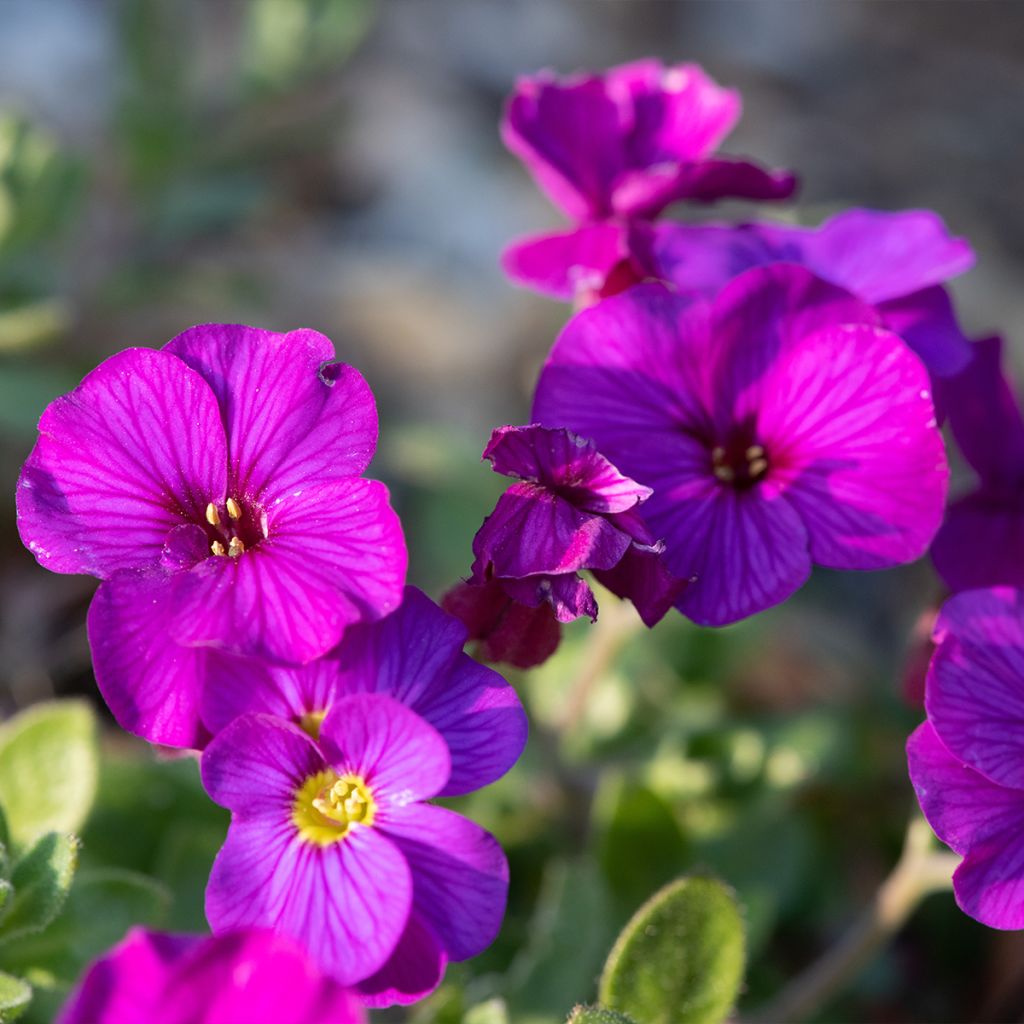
[930,336,1024,590]
[908,587,1024,929]
[18,325,407,747]
[202,699,510,1006]
[58,927,365,1024]
[533,267,948,625]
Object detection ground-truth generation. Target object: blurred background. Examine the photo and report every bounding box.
[1,1,1023,1021]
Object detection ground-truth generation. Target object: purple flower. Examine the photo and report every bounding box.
[17,325,407,747]
[931,336,1024,591]
[533,267,949,625]
[198,585,528,797]
[502,59,796,223]
[468,424,685,630]
[201,699,511,1005]
[907,587,1024,929]
[58,927,365,1024]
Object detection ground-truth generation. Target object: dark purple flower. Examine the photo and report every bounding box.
[198,585,528,798]
[502,59,795,223]
[931,336,1024,591]
[17,325,407,747]
[908,587,1024,929]
[202,700,509,1005]
[533,267,949,625]
[468,425,685,631]
[58,927,365,1024]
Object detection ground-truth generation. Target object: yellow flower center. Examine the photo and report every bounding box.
[297,710,327,741]
[292,770,376,847]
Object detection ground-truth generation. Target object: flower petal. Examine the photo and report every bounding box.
[17,347,226,578]
[205,819,412,986]
[88,570,208,749]
[931,492,1024,592]
[319,694,451,806]
[593,541,688,628]
[355,913,447,1008]
[877,286,972,378]
[201,714,325,816]
[170,479,406,664]
[926,588,1024,790]
[500,572,598,623]
[757,323,947,568]
[164,325,378,501]
[379,804,509,962]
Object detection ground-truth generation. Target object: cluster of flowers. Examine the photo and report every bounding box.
[19,325,526,1017]
[17,56,1024,1018]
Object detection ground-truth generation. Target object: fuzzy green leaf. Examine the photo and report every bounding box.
[0,702,98,851]
[598,876,745,1024]
[0,971,30,1023]
[567,1006,639,1024]
[0,834,78,941]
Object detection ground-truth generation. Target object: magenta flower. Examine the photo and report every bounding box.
[17,325,407,747]
[201,699,510,1006]
[533,267,949,625]
[58,927,365,1024]
[469,424,685,628]
[907,588,1024,929]
[198,585,528,797]
[931,336,1024,591]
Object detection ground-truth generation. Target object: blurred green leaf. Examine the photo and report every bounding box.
[0,702,98,851]
[595,775,689,912]
[0,834,78,942]
[0,971,30,1023]
[567,1007,638,1024]
[464,998,510,1024]
[599,876,745,1024]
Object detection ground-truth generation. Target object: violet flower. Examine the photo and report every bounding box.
[58,927,365,1024]
[930,336,1024,591]
[202,699,510,1006]
[198,585,528,797]
[533,267,948,625]
[908,587,1024,929]
[17,325,407,747]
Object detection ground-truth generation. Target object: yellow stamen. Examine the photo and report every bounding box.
[713,465,735,483]
[293,770,376,847]
[211,540,226,556]
[226,497,242,520]
[711,446,726,463]
[749,457,769,478]
[205,502,221,526]
[745,445,765,460]
[228,536,245,558]
[298,710,328,741]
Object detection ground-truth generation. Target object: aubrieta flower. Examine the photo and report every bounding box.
[58,927,365,1024]
[908,588,1024,929]
[17,325,407,747]
[930,336,1024,591]
[501,59,796,306]
[533,267,949,625]
[202,699,510,1006]
[198,585,528,798]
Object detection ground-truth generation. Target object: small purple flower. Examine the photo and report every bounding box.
[503,59,796,223]
[469,425,685,630]
[931,336,1024,591]
[58,927,365,1024]
[908,587,1024,929]
[533,267,949,625]
[17,325,407,747]
[201,699,511,1006]
[198,585,528,797]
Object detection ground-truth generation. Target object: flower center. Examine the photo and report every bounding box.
[292,770,376,847]
[297,710,328,741]
[710,441,770,490]
[202,497,266,558]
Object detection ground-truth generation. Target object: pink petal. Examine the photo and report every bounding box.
[379,804,509,962]
[17,347,226,578]
[757,323,947,568]
[170,479,406,664]
[877,286,972,378]
[931,492,1024,592]
[318,694,451,807]
[500,571,598,623]
[593,541,688,627]
[165,325,378,501]
[355,913,447,1008]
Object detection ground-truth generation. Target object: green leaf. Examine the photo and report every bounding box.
[464,998,510,1024]
[0,971,30,1023]
[599,876,746,1024]
[0,834,78,941]
[0,701,98,851]
[567,1007,639,1024]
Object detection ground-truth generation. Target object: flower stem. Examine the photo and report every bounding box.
[749,814,958,1024]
